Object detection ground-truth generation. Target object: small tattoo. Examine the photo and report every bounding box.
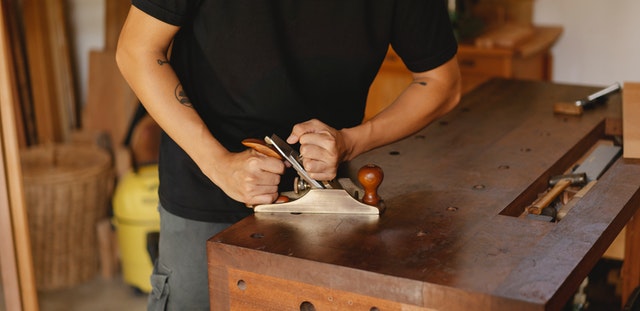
[157,59,170,66]
[413,81,428,86]
[174,83,193,107]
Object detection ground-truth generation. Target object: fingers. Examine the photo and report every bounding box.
[286,119,324,144]
[243,188,280,207]
[287,119,344,181]
[214,149,285,206]
[298,132,339,180]
[246,149,286,175]
[239,151,285,205]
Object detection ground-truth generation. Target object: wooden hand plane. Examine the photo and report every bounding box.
[242,137,385,215]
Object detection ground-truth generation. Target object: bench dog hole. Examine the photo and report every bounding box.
[300,301,316,311]
[236,280,247,291]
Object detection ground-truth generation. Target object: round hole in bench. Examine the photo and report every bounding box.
[236,280,247,291]
[300,301,316,311]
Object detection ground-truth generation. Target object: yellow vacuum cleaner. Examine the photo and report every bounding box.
[112,164,160,293]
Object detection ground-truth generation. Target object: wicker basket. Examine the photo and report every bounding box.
[21,144,113,290]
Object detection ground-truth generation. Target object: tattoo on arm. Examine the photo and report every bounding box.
[174,83,193,108]
[158,58,191,107]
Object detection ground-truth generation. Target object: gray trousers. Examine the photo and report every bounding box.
[148,205,232,311]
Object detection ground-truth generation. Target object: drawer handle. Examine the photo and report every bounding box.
[460,59,476,67]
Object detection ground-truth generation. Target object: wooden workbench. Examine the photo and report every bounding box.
[207,79,640,310]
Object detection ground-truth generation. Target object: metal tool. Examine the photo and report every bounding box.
[242,136,385,214]
[253,167,384,215]
[265,134,324,189]
[571,144,621,182]
[553,144,622,220]
[526,143,622,221]
[526,172,587,216]
[574,83,621,109]
[553,82,621,115]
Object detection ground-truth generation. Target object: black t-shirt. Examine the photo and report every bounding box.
[132,0,458,223]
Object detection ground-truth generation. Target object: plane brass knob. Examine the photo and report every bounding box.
[358,164,383,206]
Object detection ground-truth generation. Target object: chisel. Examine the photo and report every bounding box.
[553,83,621,115]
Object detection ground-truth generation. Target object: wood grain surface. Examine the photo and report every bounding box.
[623,82,640,159]
[0,2,39,309]
[208,79,639,310]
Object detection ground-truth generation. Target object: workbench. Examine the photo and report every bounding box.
[207,79,640,310]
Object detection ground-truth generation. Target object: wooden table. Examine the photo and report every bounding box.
[208,79,640,310]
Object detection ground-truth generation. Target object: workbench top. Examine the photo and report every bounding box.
[208,79,640,310]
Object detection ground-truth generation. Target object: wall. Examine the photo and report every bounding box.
[533,0,640,86]
[68,0,104,106]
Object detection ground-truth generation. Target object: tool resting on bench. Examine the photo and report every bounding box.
[553,83,620,116]
[241,135,385,215]
[526,172,587,216]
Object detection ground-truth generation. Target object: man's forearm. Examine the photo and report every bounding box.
[115,7,231,182]
[342,57,461,161]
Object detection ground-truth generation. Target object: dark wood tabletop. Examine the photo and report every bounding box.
[207,79,640,311]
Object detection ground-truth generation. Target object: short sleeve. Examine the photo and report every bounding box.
[391,0,458,73]
[132,0,200,26]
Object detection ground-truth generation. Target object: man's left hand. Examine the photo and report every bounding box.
[287,119,349,181]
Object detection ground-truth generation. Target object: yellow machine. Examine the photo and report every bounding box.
[112,164,160,293]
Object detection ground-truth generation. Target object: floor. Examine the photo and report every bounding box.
[0,274,147,311]
[0,259,624,311]
[571,258,624,311]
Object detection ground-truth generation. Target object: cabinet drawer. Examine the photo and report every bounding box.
[457,53,511,77]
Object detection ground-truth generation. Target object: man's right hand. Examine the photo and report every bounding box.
[204,149,285,206]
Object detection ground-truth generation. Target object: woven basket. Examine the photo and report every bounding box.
[21,144,113,290]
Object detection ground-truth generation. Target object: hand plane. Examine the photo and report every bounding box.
[242,135,385,215]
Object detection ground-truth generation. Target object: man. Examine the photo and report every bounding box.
[116,1,461,309]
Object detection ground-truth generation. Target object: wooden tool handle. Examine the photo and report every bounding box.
[528,179,571,215]
[241,138,283,160]
[553,102,583,116]
[358,164,384,206]
[275,195,290,203]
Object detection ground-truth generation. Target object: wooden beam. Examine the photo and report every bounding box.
[0,1,22,309]
[2,0,30,147]
[82,0,137,150]
[623,82,640,159]
[0,1,39,310]
[0,151,22,310]
[22,0,77,143]
[22,0,58,143]
[44,0,78,134]
[105,0,131,51]
[623,209,640,307]
[83,49,138,147]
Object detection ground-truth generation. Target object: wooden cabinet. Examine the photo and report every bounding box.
[457,26,562,93]
[364,26,563,120]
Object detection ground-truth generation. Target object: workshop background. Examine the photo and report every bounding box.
[67,0,640,103]
[534,0,640,85]
[2,0,640,310]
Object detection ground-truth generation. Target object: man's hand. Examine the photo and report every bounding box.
[205,149,285,206]
[286,119,349,181]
